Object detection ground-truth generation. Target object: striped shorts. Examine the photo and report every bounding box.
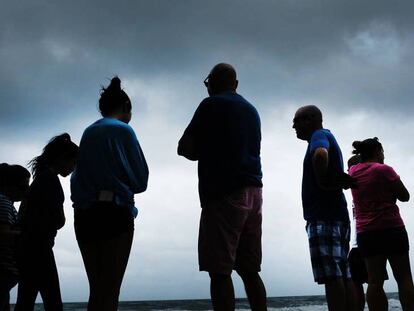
[306,221,351,284]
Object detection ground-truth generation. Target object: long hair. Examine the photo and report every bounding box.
[28,133,78,178]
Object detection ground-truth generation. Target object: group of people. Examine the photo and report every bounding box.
[0,62,413,311]
[0,76,148,311]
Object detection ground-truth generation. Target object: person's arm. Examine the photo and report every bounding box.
[391,179,410,202]
[54,197,65,230]
[381,165,410,202]
[312,147,329,188]
[311,130,356,190]
[25,176,66,233]
[177,134,198,161]
[177,101,207,161]
[121,127,149,194]
[312,148,357,190]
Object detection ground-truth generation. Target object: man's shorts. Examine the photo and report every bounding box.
[198,186,262,275]
[306,221,352,284]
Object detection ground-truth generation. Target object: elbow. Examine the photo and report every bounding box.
[178,147,199,161]
[177,138,198,161]
[140,182,148,193]
[134,175,149,194]
[400,193,410,202]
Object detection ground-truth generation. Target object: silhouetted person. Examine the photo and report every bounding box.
[178,63,267,311]
[349,138,414,311]
[15,133,78,311]
[0,164,30,311]
[292,105,356,311]
[347,154,390,311]
[71,77,148,311]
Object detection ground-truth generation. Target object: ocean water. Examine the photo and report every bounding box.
[11,294,402,310]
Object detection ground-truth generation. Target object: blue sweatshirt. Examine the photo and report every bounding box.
[71,118,149,217]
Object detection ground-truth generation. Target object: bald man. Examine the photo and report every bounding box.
[178,63,267,311]
[293,106,357,311]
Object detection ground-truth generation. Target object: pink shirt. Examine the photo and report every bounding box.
[349,162,404,233]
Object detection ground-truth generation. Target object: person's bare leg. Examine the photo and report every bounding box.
[209,273,235,311]
[325,279,347,311]
[344,279,358,311]
[236,270,267,311]
[364,255,387,311]
[352,282,365,311]
[389,253,414,311]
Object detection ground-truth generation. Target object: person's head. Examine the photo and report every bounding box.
[352,137,384,164]
[29,133,79,178]
[292,105,323,141]
[347,154,361,170]
[99,76,132,124]
[204,63,238,96]
[0,163,30,202]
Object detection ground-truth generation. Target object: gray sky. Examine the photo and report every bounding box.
[1,0,414,302]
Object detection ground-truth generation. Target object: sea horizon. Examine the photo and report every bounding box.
[11,293,402,310]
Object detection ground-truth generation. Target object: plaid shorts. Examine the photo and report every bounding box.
[306,221,351,284]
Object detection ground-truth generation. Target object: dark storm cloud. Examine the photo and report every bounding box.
[1,0,414,132]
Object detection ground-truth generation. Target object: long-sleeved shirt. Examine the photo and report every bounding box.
[71,117,149,217]
[18,169,65,247]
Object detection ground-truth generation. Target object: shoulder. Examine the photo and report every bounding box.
[310,129,330,144]
[309,129,333,153]
[87,118,136,138]
[311,129,327,139]
[31,170,60,191]
[375,163,399,180]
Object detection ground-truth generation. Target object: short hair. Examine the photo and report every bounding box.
[299,105,323,123]
[352,137,383,162]
[0,163,30,189]
[209,63,237,91]
[99,76,132,117]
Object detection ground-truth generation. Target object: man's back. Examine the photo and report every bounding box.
[185,92,262,205]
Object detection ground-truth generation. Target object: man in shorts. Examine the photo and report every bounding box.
[293,105,357,311]
[178,63,266,311]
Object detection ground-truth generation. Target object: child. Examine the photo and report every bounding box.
[15,133,78,311]
[0,163,30,311]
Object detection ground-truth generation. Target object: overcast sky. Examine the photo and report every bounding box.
[1,0,414,303]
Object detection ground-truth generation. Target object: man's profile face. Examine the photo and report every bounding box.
[292,111,312,141]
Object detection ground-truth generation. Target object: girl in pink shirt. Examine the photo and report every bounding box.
[349,137,414,310]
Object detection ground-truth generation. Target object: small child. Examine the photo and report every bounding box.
[0,163,30,311]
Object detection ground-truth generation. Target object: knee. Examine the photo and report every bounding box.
[398,283,414,299]
[209,273,231,282]
[236,269,259,281]
[367,282,384,292]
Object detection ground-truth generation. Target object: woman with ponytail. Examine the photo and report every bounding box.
[15,133,78,311]
[71,77,148,311]
[349,137,414,310]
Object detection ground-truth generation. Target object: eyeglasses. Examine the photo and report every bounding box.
[203,74,211,87]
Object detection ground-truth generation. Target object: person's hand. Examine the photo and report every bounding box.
[338,172,358,190]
